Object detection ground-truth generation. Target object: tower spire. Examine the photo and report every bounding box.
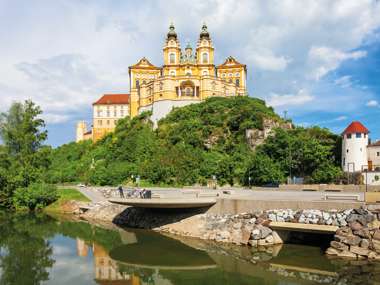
[200,22,210,40]
[167,22,177,40]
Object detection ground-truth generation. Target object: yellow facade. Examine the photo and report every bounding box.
[76,23,248,143]
[128,23,247,121]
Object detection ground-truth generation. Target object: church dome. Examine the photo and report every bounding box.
[167,23,177,39]
[199,23,210,39]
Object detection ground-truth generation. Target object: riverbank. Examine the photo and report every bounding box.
[44,188,90,213]
[55,187,380,261]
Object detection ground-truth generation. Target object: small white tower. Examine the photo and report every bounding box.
[342,121,369,172]
[76,121,87,143]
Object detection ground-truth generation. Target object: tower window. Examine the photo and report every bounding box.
[236,79,240,86]
[356,133,362,138]
[202,53,208,64]
[169,53,175,64]
[203,70,208,76]
[347,134,352,139]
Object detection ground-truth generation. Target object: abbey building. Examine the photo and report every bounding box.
[77,23,248,142]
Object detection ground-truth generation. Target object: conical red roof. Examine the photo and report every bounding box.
[342,121,369,135]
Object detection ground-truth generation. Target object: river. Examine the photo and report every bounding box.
[0,211,379,285]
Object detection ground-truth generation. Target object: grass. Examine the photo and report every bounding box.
[44,188,90,213]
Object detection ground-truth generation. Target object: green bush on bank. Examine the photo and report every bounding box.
[13,183,58,211]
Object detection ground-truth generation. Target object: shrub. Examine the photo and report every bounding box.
[13,183,58,211]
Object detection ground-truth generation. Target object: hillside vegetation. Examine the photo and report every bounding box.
[45,97,342,187]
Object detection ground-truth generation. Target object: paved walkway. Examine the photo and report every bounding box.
[76,187,106,203]
[74,186,366,205]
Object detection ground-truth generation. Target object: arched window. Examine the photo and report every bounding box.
[169,53,175,64]
[203,70,208,76]
[202,52,208,64]
[170,71,176,76]
[135,80,140,88]
[235,79,240,86]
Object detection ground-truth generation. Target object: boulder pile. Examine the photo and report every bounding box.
[326,208,380,260]
[267,209,353,226]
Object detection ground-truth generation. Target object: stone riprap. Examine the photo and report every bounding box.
[325,208,380,260]
[70,200,380,260]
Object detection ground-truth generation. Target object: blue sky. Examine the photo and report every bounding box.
[0,0,379,146]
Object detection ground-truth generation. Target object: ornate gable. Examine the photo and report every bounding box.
[129,57,160,70]
[217,56,246,69]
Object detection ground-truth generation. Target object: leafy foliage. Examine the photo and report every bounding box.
[47,97,342,187]
[13,183,58,211]
[0,101,54,209]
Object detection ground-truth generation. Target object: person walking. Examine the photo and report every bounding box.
[118,186,125,198]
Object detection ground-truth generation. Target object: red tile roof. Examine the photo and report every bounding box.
[342,121,369,135]
[93,94,130,105]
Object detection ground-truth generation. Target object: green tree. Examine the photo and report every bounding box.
[243,153,285,186]
[0,100,51,208]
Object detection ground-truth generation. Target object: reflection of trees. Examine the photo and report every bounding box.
[0,212,55,285]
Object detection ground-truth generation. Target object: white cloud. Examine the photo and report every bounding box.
[267,89,314,108]
[41,113,71,124]
[335,115,348,121]
[247,49,292,71]
[308,46,367,80]
[366,100,379,107]
[0,0,380,144]
[334,75,352,88]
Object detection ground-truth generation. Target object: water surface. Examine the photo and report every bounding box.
[0,211,379,285]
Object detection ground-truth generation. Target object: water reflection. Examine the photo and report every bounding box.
[1,212,380,284]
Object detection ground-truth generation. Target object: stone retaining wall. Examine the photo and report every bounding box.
[73,200,380,260]
[326,208,380,260]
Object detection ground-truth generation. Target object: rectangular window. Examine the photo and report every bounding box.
[114,111,117,117]
[107,111,110,117]
[356,133,362,138]
[97,111,102,117]
[98,120,102,126]
[107,120,110,125]
[347,134,352,139]
[120,110,124,117]
[377,152,380,157]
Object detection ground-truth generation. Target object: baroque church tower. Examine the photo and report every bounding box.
[77,23,248,142]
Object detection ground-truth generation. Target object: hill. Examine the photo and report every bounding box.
[45,97,342,187]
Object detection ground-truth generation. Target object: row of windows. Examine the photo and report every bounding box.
[169,52,209,64]
[346,133,367,139]
[97,110,125,117]
[221,72,240,77]
[97,119,118,126]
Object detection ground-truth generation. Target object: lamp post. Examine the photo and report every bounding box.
[248,176,252,189]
